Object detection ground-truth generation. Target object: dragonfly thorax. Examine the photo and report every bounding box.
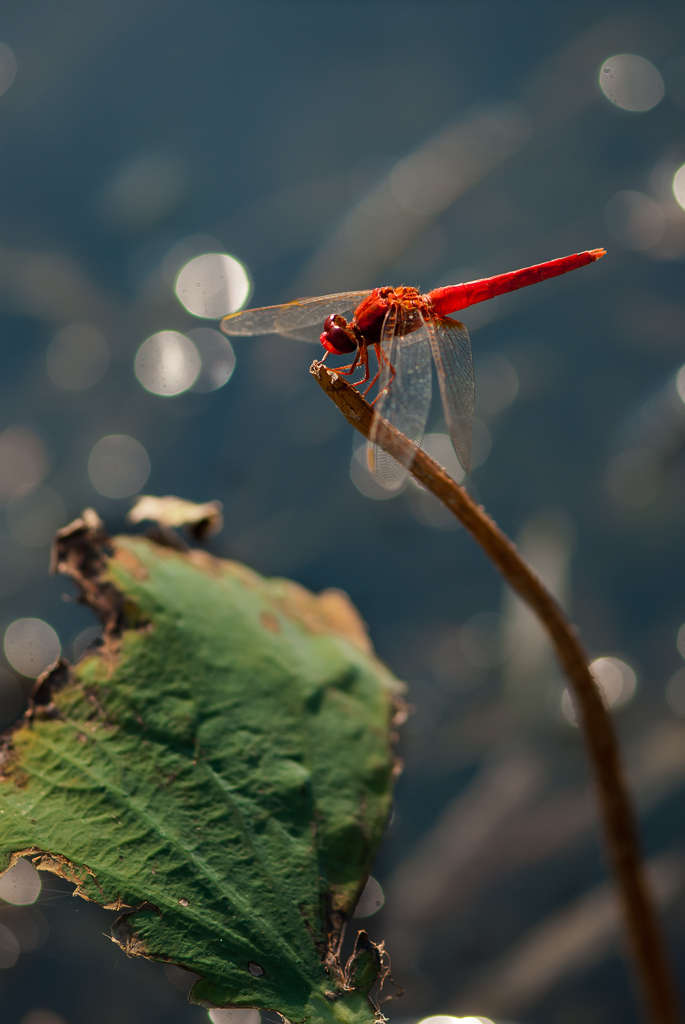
[354,286,423,344]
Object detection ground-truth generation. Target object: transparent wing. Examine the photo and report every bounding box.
[426,315,475,473]
[221,290,371,340]
[368,305,432,490]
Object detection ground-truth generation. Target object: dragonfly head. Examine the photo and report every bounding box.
[320,314,358,355]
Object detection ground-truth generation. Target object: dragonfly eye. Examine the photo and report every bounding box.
[320,314,357,355]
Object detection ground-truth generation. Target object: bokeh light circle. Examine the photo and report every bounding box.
[666,667,685,716]
[88,435,150,498]
[409,486,461,531]
[591,656,637,706]
[0,922,19,968]
[208,1010,260,1024]
[672,164,685,212]
[19,1013,68,1024]
[350,441,407,500]
[459,611,514,668]
[417,433,465,484]
[4,618,61,678]
[0,43,17,98]
[417,1017,493,1024]
[175,253,251,319]
[604,191,665,250]
[101,154,185,230]
[73,625,104,662]
[135,331,201,396]
[0,858,42,905]
[474,353,518,416]
[46,324,109,391]
[676,621,685,659]
[605,448,661,507]
[562,656,636,726]
[0,426,49,505]
[599,54,664,111]
[187,329,236,392]
[7,484,66,548]
[676,367,685,407]
[353,876,385,917]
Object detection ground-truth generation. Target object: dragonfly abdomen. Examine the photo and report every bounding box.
[428,248,605,316]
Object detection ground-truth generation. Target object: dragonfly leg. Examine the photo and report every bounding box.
[362,367,381,397]
[369,345,396,406]
[334,347,363,377]
[351,348,372,389]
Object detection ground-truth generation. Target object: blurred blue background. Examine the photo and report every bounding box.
[1,3,685,1023]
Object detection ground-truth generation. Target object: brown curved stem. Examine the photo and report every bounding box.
[310,361,681,1024]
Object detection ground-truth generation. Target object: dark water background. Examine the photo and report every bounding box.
[1,3,685,1023]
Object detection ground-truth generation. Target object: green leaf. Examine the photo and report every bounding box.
[0,515,404,1024]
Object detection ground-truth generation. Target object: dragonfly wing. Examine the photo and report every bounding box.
[221,290,371,340]
[427,316,475,473]
[275,290,371,333]
[369,305,432,489]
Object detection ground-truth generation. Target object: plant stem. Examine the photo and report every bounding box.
[311,361,681,1024]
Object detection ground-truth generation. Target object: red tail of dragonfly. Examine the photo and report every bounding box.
[222,248,605,487]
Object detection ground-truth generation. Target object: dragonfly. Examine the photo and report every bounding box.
[222,248,605,487]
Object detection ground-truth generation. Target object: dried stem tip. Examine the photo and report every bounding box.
[310,359,680,1024]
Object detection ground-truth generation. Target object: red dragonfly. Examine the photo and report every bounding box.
[222,249,605,487]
